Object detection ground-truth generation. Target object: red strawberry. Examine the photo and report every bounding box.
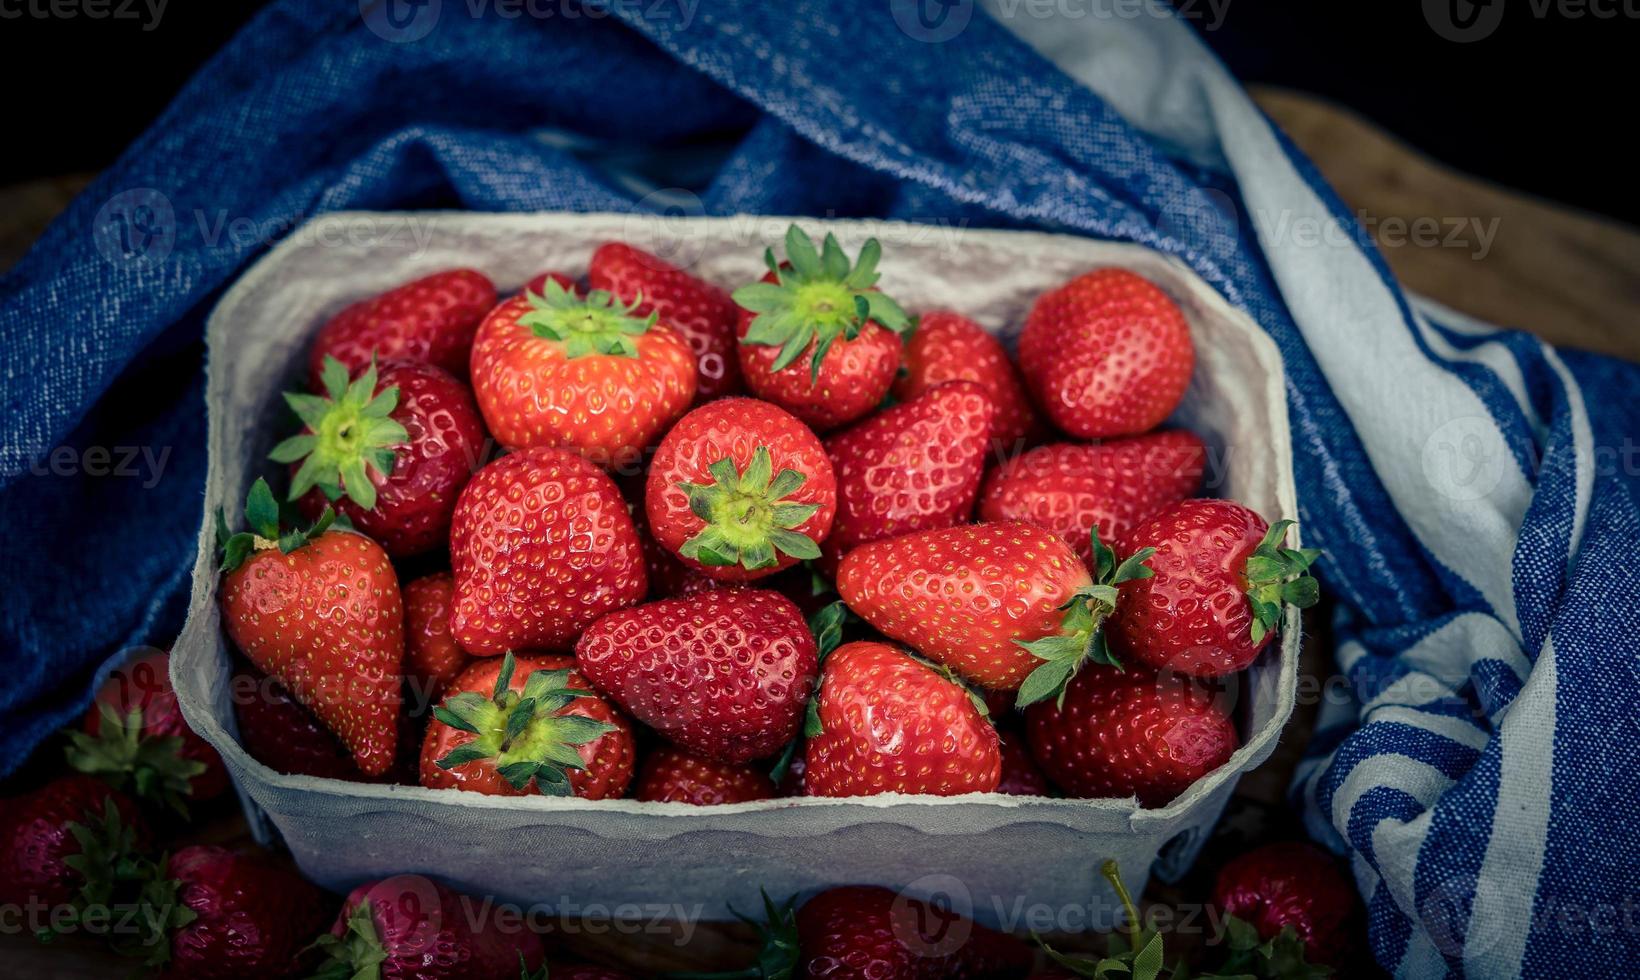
[795,885,1032,979]
[1110,500,1319,677]
[313,874,545,980]
[69,649,229,812]
[232,666,369,781]
[449,447,647,655]
[402,572,472,707]
[1213,842,1361,968]
[0,775,149,913]
[218,479,403,776]
[307,268,496,388]
[995,734,1051,796]
[805,641,1000,797]
[421,652,635,799]
[733,226,909,431]
[820,381,994,571]
[576,589,817,763]
[469,280,696,469]
[1018,268,1194,439]
[634,745,775,805]
[893,310,1044,454]
[977,430,1206,568]
[524,270,578,296]
[836,522,1155,706]
[1025,667,1237,806]
[278,358,488,557]
[590,241,743,400]
[155,845,331,979]
[645,397,836,582]
[634,506,720,598]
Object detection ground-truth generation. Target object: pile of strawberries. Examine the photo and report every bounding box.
[216,223,1319,812]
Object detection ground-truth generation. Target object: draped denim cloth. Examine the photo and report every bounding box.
[0,1,1635,976]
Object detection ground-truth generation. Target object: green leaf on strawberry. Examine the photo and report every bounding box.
[269,355,408,511]
[1243,520,1323,646]
[1014,527,1156,709]
[217,477,336,573]
[733,225,910,384]
[668,889,800,980]
[308,899,390,980]
[517,277,660,359]
[771,600,849,784]
[65,703,208,818]
[677,446,822,571]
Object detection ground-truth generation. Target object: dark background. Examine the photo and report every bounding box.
[0,1,1632,224]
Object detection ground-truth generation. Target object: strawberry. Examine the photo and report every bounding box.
[893,310,1044,455]
[805,641,1000,797]
[218,479,403,776]
[820,381,994,571]
[276,357,489,557]
[68,649,228,813]
[469,279,696,469]
[589,241,743,401]
[1110,500,1320,677]
[575,589,817,763]
[977,430,1206,568]
[634,745,775,805]
[1212,842,1361,969]
[1018,268,1194,439]
[733,225,909,431]
[995,734,1051,797]
[645,397,836,582]
[633,505,720,598]
[1025,667,1237,806]
[402,572,472,707]
[312,874,545,980]
[836,522,1155,706]
[448,447,647,655]
[524,270,578,296]
[307,268,496,388]
[421,652,634,799]
[232,666,370,781]
[0,775,149,914]
[148,845,331,979]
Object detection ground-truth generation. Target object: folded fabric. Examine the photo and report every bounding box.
[0,1,1634,975]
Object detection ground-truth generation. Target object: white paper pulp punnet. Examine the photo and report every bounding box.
[171,212,1301,925]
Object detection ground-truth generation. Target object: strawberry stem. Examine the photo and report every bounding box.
[270,355,407,511]
[677,446,821,571]
[517,278,658,358]
[1243,520,1323,645]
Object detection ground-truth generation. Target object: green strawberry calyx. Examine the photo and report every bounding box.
[307,899,389,980]
[216,477,339,574]
[1243,520,1323,646]
[732,224,910,384]
[432,652,617,796]
[269,355,408,511]
[668,890,801,980]
[50,799,195,966]
[677,446,822,571]
[65,703,208,818]
[518,277,659,359]
[768,601,848,786]
[1014,527,1156,709]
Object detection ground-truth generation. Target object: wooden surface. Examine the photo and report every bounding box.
[1,90,1634,977]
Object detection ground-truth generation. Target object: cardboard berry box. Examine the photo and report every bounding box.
[170,212,1301,924]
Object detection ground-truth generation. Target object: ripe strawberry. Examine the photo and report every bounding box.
[590,241,743,400]
[307,268,496,388]
[794,885,1032,978]
[893,310,1044,454]
[232,666,369,781]
[821,381,994,571]
[68,649,228,813]
[276,357,488,557]
[449,447,647,655]
[1213,842,1361,968]
[733,225,909,430]
[1025,667,1237,806]
[1018,268,1194,439]
[0,776,149,913]
[977,430,1206,568]
[312,875,545,980]
[995,734,1051,796]
[218,479,403,776]
[402,572,471,707]
[1110,500,1320,677]
[805,641,1000,797]
[634,745,775,805]
[576,589,817,763]
[836,522,1155,706]
[422,652,635,799]
[524,270,578,296]
[645,397,836,582]
[469,279,696,468]
[151,845,331,979]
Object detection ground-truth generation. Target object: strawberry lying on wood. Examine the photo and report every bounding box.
[312,874,545,980]
[307,268,496,388]
[0,775,149,917]
[590,241,743,401]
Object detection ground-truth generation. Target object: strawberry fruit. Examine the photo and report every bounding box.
[308,268,496,388]
[218,478,403,776]
[589,241,743,400]
[1212,841,1361,968]
[469,279,696,468]
[0,775,149,915]
[1018,268,1194,439]
[449,447,647,655]
[313,875,546,980]
[232,666,371,782]
[575,588,818,763]
[634,745,775,806]
[893,309,1043,454]
[402,572,471,707]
